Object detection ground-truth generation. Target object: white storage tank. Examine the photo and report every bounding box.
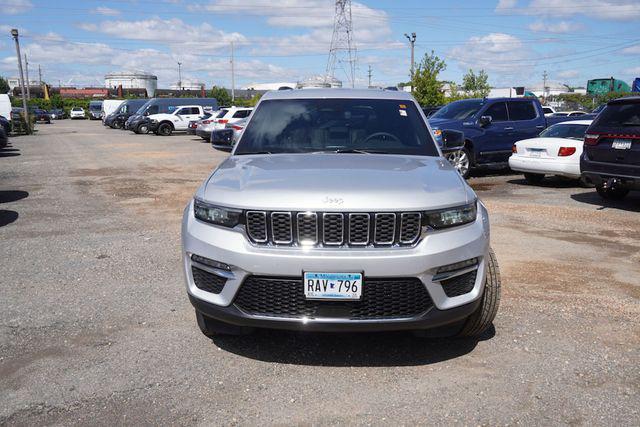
[104,71,158,97]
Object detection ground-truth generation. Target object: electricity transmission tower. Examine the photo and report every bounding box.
[325,0,356,88]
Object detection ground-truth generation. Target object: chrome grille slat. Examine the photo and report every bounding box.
[348,213,370,245]
[323,213,344,245]
[296,212,318,245]
[400,213,421,244]
[245,211,421,247]
[271,212,293,244]
[374,213,396,245]
[246,211,267,243]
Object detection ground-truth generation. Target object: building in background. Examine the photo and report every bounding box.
[297,75,342,89]
[169,80,205,91]
[104,71,158,97]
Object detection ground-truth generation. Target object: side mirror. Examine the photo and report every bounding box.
[440,129,465,153]
[479,115,492,127]
[211,129,234,152]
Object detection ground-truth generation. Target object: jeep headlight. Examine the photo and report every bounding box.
[425,201,477,229]
[193,199,241,227]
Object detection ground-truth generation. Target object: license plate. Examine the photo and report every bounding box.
[612,139,632,150]
[303,272,362,300]
[528,149,544,157]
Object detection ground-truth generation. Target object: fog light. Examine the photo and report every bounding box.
[190,254,232,271]
[436,257,478,274]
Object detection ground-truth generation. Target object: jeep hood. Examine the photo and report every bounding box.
[200,154,473,211]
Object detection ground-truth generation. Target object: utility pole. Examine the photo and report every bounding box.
[230,41,235,102]
[543,70,548,101]
[24,54,30,100]
[38,64,42,86]
[326,0,357,88]
[177,61,182,91]
[367,65,372,88]
[11,29,30,133]
[404,32,416,91]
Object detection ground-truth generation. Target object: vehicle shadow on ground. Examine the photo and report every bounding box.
[0,191,29,228]
[212,325,495,367]
[0,144,20,158]
[507,177,582,188]
[571,191,640,212]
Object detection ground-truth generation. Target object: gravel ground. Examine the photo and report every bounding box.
[1,120,638,426]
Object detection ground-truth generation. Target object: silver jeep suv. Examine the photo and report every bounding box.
[182,89,500,338]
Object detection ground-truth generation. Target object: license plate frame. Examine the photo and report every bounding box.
[303,272,363,300]
[612,139,632,150]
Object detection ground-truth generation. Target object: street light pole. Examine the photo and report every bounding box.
[230,41,235,103]
[11,29,30,133]
[404,32,416,91]
[24,54,30,100]
[177,61,182,92]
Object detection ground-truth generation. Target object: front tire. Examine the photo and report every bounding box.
[136,123,149,134]
[157,123,173,136]
[524,173,545,185]
[196,311,252,337]
[457,248,501,337]
[445,147,471,179]
[595,183,629,200]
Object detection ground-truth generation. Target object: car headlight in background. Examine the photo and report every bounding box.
[424,201,477,229]
[193,199,241,227]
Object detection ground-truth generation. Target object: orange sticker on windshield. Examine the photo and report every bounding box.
[399,104,407,109]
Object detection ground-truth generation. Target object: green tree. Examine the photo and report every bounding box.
[462,69,490,98]
[411,51,446,106]
[0,76,9,94]
[209,86,232,106]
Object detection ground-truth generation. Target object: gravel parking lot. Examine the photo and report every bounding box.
[1,120,639,425]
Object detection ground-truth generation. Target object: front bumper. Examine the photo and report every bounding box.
[509,155,580,178]
[182,200,491,331]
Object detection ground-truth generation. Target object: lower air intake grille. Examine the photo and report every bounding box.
[192,266,227,294]
[441,270,477,297]
[234,276,433,320]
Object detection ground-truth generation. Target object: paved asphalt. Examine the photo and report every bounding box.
[1,120,638,425]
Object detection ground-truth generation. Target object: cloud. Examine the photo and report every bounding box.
[497,0,640,21]
[79,17,246,53]
[528,20,583,34]
[623,66,640,75]
[3,0,33,14]
[556,70,580,79]
[448,33,533,75]
[621,44,640,55]
[93,6,121,16]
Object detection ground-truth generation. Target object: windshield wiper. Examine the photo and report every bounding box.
[333,149,391,154]
[620,122,640,126]
[238,151,272,155]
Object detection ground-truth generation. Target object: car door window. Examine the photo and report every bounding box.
[507,101,537,121]
[233,110,250,119]
[189,107,201,115]
[484,102,508,122]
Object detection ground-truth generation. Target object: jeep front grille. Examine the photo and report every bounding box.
[245,211,422,247]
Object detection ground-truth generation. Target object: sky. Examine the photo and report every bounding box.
[1,0,639,90]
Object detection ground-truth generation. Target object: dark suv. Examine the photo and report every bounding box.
[581,97,640,200]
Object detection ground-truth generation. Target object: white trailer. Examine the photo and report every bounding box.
[101,100,125,119]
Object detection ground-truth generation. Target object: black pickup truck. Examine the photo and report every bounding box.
[581,97,640,200]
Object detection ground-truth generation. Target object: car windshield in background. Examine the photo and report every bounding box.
[216,110,228,118]
[235,98,439,156]
[430,99,484,120]
[539,123,589,140]
[593,103,640,127]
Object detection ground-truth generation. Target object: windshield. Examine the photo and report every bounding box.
[235,98,439,156]
[136,100,153,115]
[89,103,102,111]
[592,103,640,127]
[216,109,228,118]
[430,99,484,120]
[539,123,589,140]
